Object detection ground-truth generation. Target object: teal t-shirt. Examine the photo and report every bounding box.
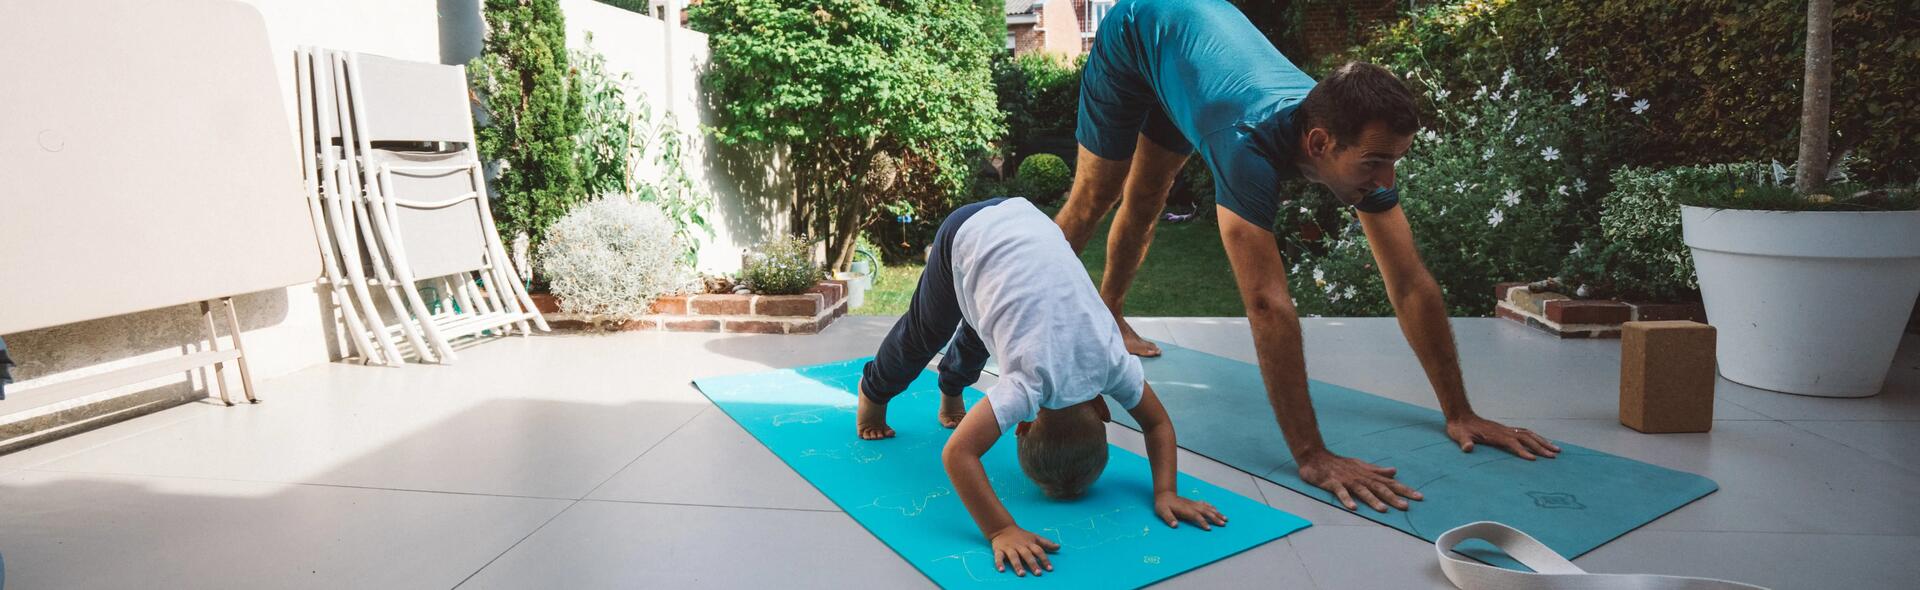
[1088,0,1398,231]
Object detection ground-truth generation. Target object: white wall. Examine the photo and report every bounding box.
[1,0,443,447]
[560,0,791,274]
[3,0,794,450]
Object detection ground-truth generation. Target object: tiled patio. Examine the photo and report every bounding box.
[1,317,1915,588]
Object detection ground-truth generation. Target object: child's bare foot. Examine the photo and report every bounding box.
[938,394,968,429]
[856,385,896,440]
[1115,316,1162,357]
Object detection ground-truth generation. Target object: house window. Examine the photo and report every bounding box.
[1084,0,1114,38]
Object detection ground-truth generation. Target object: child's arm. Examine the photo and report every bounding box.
[943,399,1060,577]
[1128,383,1228,529]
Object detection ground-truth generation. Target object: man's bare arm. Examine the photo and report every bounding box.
[1217,206,1421,511]
[1358,205,1560,459]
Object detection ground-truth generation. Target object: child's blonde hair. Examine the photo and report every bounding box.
[1017,401,1110,499]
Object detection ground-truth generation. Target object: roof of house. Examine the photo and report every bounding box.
[1005,0,1037,16]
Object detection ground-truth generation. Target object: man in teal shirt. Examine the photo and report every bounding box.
[1057,0,1561,513]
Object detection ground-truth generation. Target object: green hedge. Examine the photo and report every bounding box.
[1343,0,1918,185]
[1017,153,1072,202]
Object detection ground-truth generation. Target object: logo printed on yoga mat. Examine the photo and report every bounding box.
[1527,491,1586,510]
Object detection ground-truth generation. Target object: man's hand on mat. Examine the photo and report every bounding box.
[1446,415,1561,460]
[1154,492,1227,530]
[1297,449,1424,512]
[988,525,1060,577]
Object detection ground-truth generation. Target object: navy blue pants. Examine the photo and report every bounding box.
[859,199,1004,403]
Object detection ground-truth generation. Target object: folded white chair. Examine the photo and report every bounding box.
[295,47,407,366]
[1436,522,1767,590]
[333,50,547,357]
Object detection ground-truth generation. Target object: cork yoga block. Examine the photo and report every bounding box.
[1620,321,1717,433]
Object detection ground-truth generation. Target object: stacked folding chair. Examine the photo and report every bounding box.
[295,48,548,366]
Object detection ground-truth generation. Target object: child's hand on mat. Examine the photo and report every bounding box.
[1446,414,1561,460]
[1296,449,1423,512]
[988,525,1060,577]
[1154,492,1227,530]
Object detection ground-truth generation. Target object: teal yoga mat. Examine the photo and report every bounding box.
[693,358,1311,589]
[1096,343,1719,568]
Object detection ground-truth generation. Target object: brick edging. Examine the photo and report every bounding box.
[542,280,852,334]
[1493,282,1706,339]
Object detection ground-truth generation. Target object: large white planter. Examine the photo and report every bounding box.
[1681,206,1920,397]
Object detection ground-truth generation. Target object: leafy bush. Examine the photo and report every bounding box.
[1344,0,1918,185]
[539,198,695,320]
[992,54,1082,151]
[572,38,634,204]
[570,39,715,255]
[741,236,822,295]
[1567,163,1764,302]
[1287,63,1628,317]
[690,0,1003,273]
[1017,153,1072,202]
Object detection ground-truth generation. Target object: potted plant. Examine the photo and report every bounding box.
[1679,0,1920,397]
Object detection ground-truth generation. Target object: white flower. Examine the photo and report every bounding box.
[1515,134,1529,146]
[1491,90,1504,101]
[1612,89,1628,101]
[1482,147,1495,161]
[1632,98,1651,115]
[1420,129,1441,143]
[1501,189,1521,206]
[1570,92,1588,107]
[1541,146,1561,161]
[1343,286,1359,300]
[1487,208,1505,227]
[1466,115,1478,127]
[1434,87,1451,100]
[1299,206,1311,214]
[1453,180,1468,193]
[1570,241,1585,256]
[1574,178,1588,193]
[1473,85,1487,100]
[1500,68,1514,89]
[1313,268,1326,283]
[1291,263,1302,274]
[1556,184,1569,196]
[1545,46,1560,60]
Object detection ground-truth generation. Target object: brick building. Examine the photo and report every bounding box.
[1005,1,1401,62]
[1005,0,1114,60]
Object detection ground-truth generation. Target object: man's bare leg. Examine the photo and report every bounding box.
[1099,134,1190,357]
[1055,145,1133,253]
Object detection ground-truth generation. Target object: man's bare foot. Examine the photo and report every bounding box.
[938,394,968,429]
[855,385,896,440]
[1115,316,1162,357]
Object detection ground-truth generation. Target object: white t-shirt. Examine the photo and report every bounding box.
[949,198,1146,435]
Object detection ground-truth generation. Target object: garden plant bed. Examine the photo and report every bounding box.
[534,280,850,334]
[1492,282,1706,339]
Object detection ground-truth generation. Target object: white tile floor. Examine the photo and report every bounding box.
[0,317,1915,589]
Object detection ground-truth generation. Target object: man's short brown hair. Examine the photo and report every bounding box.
[1292,61,1421,146]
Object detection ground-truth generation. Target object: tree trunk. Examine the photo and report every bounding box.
[1794,0,1834,196]
[828,198,863,273]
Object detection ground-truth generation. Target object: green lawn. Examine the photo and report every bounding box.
[854,210,1244,317]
